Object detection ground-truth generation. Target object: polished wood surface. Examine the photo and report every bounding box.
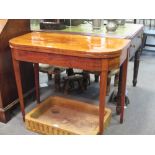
[0,20,34,123]
[99,67,108,133]
[10,32,130,59]
[10,32,130,134]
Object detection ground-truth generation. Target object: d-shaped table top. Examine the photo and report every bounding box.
[9,32,130,59]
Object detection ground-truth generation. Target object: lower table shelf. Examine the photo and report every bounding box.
[25,96,111,135]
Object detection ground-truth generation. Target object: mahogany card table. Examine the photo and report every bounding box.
[9,32,130,134]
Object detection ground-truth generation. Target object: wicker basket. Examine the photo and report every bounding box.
[25,96,111,135]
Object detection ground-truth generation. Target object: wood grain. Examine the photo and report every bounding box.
[9,32,130,59]
[10,32,130,134]
[0,19,34,123]
[99,60,108,133]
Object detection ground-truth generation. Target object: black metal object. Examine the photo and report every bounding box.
[40,19,66,30]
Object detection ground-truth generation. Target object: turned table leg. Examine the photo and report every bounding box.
[34,63,40,103]
[133,47,142,87]
[117,54,128,123]
[12,59,25,121]
[99,70,108,134]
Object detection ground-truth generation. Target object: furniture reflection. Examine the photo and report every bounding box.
[10,32,130,134]
[0,20,34,123]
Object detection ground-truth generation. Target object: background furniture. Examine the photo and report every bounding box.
[0,20,34,123]
[135,19,155,52]
[39,64,90,94]
[39,64,66,91]
[39,64,53,81]
[63,69,90,94]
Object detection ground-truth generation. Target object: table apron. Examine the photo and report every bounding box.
[12,49,121,72]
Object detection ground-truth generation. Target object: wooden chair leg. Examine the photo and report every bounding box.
[63,80,69,95]
[54,68,61,92]
[95,74,99,82]
[78,79,84,92]
[66,68,74,76]
[48,74,52,81]
[106,77,111,95]
[83,72,90,90]
[34,63,40,103]
[114,73,119,87]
